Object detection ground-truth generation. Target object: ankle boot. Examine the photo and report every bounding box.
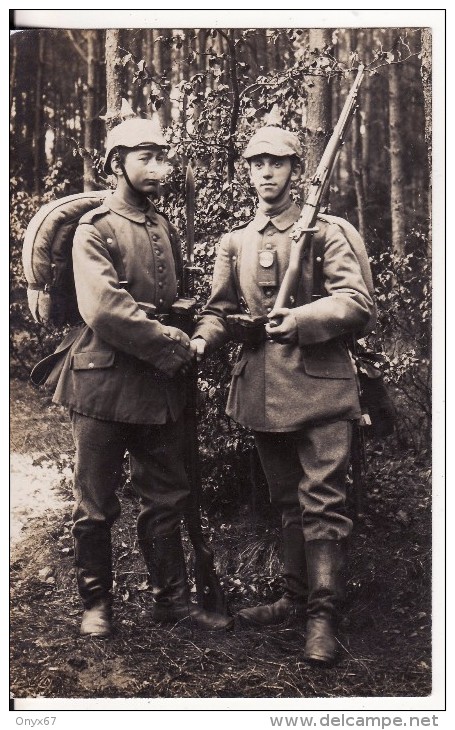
[303,539,346,665]
[237,525,308,627]
[74,527,113,637]
[139,527,233,631]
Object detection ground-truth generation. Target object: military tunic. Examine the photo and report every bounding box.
[194,203,374,432]
[52,192,193,424]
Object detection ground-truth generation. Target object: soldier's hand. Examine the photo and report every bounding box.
[265,308,298,344]
[191,337,207,363]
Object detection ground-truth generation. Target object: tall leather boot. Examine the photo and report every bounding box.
[74,527,113,637]
[303,539,346,666]
[139,527,233,631]
[236,525,308,627]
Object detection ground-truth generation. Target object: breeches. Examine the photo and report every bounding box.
[254,420,353,541]
[70,411,190,541]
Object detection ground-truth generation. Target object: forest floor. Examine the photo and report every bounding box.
[10,377,433,704]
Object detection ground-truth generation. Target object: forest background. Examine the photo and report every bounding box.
[9,20,440,704]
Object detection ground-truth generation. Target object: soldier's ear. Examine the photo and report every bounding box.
[290,159,301,181]
[110,153,123,177]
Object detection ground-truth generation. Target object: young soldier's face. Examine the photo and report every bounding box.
[248,154,294,203]
[122,146,170,195]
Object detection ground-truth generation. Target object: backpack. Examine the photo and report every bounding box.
[22,190,182,327]
[22,191,108,327]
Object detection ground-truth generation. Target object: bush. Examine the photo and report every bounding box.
[368,228,431,451]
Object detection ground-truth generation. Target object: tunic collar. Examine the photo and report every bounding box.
[251,201,301,233]
[105,191,158,224]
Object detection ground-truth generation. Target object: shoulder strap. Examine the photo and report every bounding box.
[227,232,250,314]
[312,235,325,300]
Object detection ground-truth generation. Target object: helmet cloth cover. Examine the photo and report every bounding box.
[104,118,170,174]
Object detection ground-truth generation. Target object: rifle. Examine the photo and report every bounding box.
[269,64,365,315]
[171,163,230,615]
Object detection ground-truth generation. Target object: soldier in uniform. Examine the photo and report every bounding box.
[42,118,232,636]
[192,126,374,664]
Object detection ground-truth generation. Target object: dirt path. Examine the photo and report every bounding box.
[10,379,74,546]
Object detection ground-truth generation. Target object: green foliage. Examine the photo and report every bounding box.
[367,228,431,450]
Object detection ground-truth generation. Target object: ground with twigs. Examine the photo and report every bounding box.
[10,378,432,700]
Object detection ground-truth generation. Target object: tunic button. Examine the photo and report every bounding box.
[152,234,159,241]
[158,266,164,272]
[265,243,272,249]
[146,221,152,227]
[266,307,272,313]
[316,256,322,262]
[106,237,113,244]
[159,298,164,305]
[158,282,163,288]
[88,362,95,369]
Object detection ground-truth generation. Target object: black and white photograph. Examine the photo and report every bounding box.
[8,8,446,722]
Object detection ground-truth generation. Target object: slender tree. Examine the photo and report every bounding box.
[33,33,46,199]
[420,28,432,253]
[304,28,332,198]
[388,30,407,255]
[105,29,124,130]
[83,31,98,190]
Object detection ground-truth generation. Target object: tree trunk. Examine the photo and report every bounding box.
[105,29,124,131]
[388,33,406,256]
[304,29,332,200]
[420,28,432,254]
[83,30,97,190]
[155,29,172,127]
[10,41,17,118]
[350,29,366,237]
[356,29,371,193]
[352,108,367,239]
[225,29,240,183]
[33,33,46,199]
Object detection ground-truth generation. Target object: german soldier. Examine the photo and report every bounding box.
[39,118,232,636]
[191,126,374,664]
